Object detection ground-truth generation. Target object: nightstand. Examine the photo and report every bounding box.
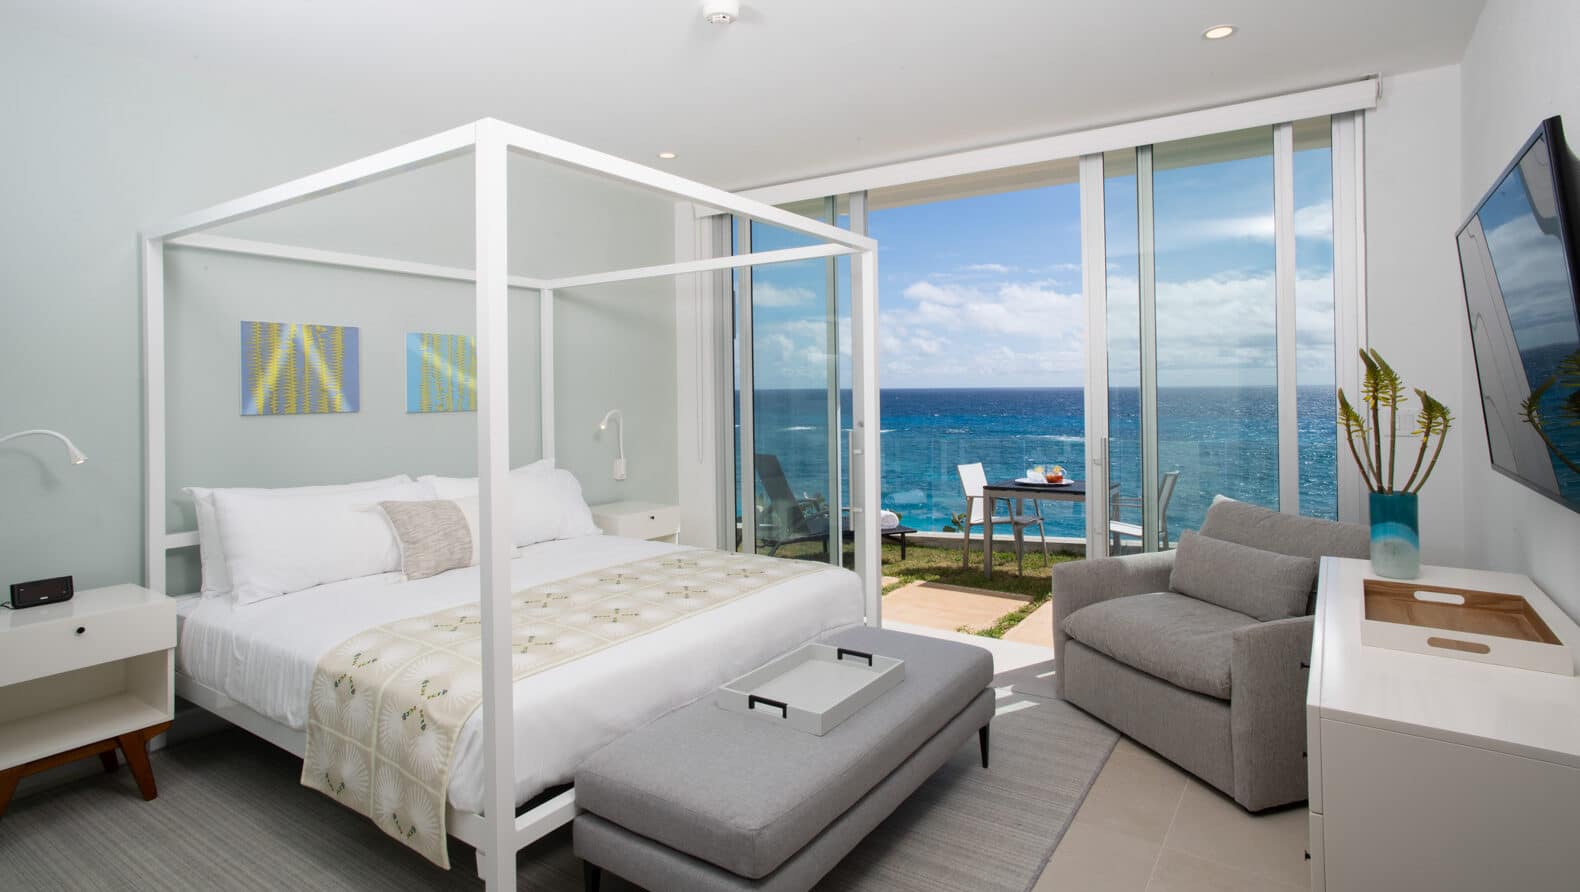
[0,584,176,817]
[591,501,682,543]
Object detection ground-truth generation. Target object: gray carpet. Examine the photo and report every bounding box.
[0,686,1115,892]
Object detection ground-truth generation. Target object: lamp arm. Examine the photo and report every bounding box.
[0,429,87,464]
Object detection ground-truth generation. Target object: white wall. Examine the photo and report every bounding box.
[0,23,676,592]
[1458,0,1580,619]
[1364,65,1470,568]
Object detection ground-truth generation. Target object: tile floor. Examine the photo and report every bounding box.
[1036,738,1310,891]
[892,603,1312,892]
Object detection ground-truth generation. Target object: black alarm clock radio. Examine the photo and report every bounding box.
[7,575,74,609]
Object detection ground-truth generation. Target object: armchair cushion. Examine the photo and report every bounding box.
[1061,591,1256,700]
[1169,530,1318,622]
[1200,496,1370,567]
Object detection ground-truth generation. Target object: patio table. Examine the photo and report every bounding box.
[980,479,1086,578]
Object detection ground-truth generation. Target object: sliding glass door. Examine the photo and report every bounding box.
[1090,119,1338,553]
[734,201,844,564]
[1153,127,1280,537]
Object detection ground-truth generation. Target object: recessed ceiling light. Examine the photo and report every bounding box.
[1203,24,1237,40]
[657,151,678,160]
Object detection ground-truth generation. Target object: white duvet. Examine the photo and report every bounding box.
[177,535,864,814]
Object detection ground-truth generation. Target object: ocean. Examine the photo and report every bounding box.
[745,386,1340,540]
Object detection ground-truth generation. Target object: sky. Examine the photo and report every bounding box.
[743,140,1337,391]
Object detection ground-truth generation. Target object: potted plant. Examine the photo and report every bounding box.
[1338,349,1454,579]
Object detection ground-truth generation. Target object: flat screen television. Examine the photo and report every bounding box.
[1458,116,1580,514]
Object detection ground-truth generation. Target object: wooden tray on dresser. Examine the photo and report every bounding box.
[1361,578,1574,675]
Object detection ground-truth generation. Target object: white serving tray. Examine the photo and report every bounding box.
[716,642,905,736]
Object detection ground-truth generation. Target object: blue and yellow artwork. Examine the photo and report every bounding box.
[406,332,476,413]
[240,321,359,416]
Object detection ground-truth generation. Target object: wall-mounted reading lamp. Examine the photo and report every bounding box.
[598,410,627,481]
[0,429,87,465]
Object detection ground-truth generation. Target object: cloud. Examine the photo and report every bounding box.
[1151,201,1334,250]
[750,268,1339,389]
[961,263,1013,274]
[752,282,817,308]
[1295,200,1334,240]
[1104,271,1337,385]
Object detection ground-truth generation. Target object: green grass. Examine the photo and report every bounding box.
[771,539,1079,638]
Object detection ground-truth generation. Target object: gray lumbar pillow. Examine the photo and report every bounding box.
[1169,529,1319,622]
[377,497,480,581]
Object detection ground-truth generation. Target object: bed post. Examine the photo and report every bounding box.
[540,288,555,463]
[851,237,881,626]
[141,235,166,593]
[474,119,517,892]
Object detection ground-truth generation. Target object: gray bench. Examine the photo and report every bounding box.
[573,626,994,891]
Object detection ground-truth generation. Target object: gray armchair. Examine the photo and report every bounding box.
[1051,497,1368,811]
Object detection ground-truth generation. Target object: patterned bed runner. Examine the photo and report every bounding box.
[300,550,820,867]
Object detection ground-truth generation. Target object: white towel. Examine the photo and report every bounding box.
[880,509,901,530]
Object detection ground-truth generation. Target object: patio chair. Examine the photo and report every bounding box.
[754,453,830,557]
[956,462,1048,575]
[1108,469,1180,552]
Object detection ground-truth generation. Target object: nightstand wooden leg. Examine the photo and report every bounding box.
[117,722,170,802]
[99,750,119,774]
[0,767,20,818]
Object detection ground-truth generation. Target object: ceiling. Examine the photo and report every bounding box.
[12,0,1485,192]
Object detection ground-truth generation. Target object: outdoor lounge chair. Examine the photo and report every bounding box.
[754,453,831,557]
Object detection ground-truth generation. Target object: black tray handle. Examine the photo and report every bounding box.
[748,695,788,718]
[836,647,874,666]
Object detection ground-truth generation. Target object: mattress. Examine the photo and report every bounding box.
[176,535,864,814]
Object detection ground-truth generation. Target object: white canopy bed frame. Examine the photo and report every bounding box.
[139,118,882,892]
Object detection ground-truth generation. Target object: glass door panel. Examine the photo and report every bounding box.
[1293,119,1338,519]
[1151,127,1279,541]
[736,204,842,564]
[1103,149,1146,555]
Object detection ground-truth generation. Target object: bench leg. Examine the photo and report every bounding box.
[0,767,19,818]
[583,860,602,892]
[979,724,990,769]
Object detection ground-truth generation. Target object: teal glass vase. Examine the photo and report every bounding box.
[1369,491,1420,579]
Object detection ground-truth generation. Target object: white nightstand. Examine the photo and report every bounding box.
[591,501,682,543]
[0,584,176,815]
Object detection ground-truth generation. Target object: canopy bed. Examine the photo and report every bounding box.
[140,118,882,892]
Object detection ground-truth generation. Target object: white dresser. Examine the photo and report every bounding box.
[1306,558,1580,891]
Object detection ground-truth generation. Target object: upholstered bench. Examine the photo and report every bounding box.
[573,626,994,892]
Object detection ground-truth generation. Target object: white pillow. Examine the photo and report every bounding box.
[419,459,552,499]
[184,475,412,597]
[214,478,437,606]
[420,463,599,547]
[513,467,602,545]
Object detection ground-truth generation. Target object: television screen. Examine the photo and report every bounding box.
[1459,116,1580,513]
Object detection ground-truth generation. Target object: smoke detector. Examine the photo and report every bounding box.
[703,0,739,24]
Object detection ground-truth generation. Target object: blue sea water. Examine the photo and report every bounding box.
[746,386,1339,540]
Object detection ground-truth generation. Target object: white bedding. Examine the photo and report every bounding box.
[177,535,864,814]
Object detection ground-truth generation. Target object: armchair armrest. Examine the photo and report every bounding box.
[1051,550,1176,618]
[1050,550,1175,696]
[1229,615,1315,810]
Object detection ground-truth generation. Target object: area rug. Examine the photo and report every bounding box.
[0,683,1115,891]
